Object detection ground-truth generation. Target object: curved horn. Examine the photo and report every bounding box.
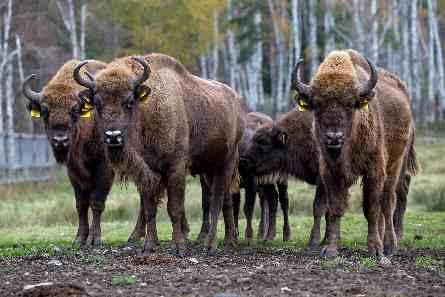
[131,56,151,87]
[73,61,96,91]
[291,59,312,98]
[359,57,378,97]
[22,74,42,104]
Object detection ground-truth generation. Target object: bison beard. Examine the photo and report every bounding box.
[292,49,418,258]
[74,53,244,256]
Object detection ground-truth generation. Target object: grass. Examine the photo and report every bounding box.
[0,138,444,258]
[111,275,137,286]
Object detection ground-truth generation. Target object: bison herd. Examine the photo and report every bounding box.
[22,49,418,259]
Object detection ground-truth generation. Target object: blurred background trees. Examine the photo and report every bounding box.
[1,0,445,135]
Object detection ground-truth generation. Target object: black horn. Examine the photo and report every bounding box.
[131,56,151,87]
[359,57,378,97]
[22,74,42,104]
[73,61,96,91]
[291,59,312,99]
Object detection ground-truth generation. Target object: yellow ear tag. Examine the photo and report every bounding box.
[80,110,92,118]
[139,90,149,103]
[30,110,41,118]
[298,99,309,112]
[80,102,94,118]
[360,100,369,112]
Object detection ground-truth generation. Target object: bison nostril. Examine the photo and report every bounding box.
[326,132,344,141]
[104,129,124,146]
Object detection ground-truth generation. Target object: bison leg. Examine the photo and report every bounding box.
[257,187,269,240]
[309,184,326,249]
[73,188,89,246]
[278,181,291,241]
[208,162,237,255]
[243,175,256,244]
[320,211,342,258]
[141,192,159,256]
[394,173,410,241]
[127,204,146,244]
[264,184,278,241]
[197,175,211,242]
[166,168,186,257]
[382,161,404,256]
[232,192,241,240]
[88,199,105,246]
[362,175,385,258]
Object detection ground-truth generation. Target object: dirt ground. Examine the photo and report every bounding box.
[0,245,444,297]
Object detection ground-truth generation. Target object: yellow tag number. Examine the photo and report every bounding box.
[80,110,92,118]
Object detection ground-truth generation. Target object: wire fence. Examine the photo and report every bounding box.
[0,133,55,184]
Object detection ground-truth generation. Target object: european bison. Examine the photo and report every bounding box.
[22,60,114,246]
[292,49,418,257]
[241,107,416,249]
[199,112,291,244]
[73,54,244,255]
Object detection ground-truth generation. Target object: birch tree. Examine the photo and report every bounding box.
[427,0,437,123]
[308,0,318,76]
[410,0,421,121]
[56,0,88,59]
[323,0,335,57]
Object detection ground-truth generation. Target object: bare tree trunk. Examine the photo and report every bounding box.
[323,0,335,57]
[308,0,318,76]
[226,0,238,90]
[352,0,364,53]
[0,0,13,134]
[410,0,421,122]
[401,0,411,92]
[211,11,219,79]
[432,1,445,119]
[80,2,87,60]
[426,0,436,123]
[370,0,379,62]
[199,55,208,79]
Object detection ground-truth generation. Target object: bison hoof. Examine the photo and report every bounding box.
[207,247,218,257]
[170,247,185,258]
[320,244,338,258]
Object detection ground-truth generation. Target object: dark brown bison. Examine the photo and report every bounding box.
[241,107,416,249]
[73,54,244,255]
[292,49,418,257]
[22,60,115,246]
[199,112,291,244]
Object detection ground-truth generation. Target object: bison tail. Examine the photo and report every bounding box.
[406,131,420,176]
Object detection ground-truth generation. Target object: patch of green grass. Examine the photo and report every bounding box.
[358,256,377,269]
[111,275,137,286]
[415,256,443,271]
[79,254,106,265]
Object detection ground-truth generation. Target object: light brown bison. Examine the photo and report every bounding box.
[73,54,244,255]
[22,60,114,246]
[292,49,418,257]
[241,107,416,249]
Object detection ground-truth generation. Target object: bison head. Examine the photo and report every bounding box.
[291,52,377,160]
[73,57,151,162]
[240,123,288,182]
[22,75,93,164]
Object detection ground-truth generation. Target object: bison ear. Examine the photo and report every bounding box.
[136,85,152,103]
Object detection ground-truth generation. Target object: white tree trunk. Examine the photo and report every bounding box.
[432,1,445,118]
[324,0,335,57]
[401,0,411,92]
[199,55,208,79]
[370,0,379,62]
[352,0,364,53]
[211,11,219,79]
[80,2,87,60]
[0,0,13,134]
[426,0,436,123]
[291,0,301,61]
[410,0,421,121]
[308,0,318,76]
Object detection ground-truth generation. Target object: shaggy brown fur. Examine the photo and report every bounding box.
[241,107,416,249]
[293,49,418,257]
[22,60,115,246]
[199,112,291,244]
[75,53,245,255]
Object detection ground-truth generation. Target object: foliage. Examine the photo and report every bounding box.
[92,0,225,65]
[111,275,137,286]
